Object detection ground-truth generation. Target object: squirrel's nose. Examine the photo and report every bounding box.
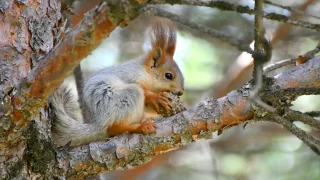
[177,91,183,96]
[172,87,184,96]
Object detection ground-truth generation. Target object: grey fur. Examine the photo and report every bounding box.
[50,20,184,147]
[50,59,147,147]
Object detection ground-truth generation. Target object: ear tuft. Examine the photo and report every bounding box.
[151,47,162,68]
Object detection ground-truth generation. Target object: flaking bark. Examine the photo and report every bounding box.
[1,0,320,179]
[1,0,143,178]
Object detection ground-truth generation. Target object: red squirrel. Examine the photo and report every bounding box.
[50,18,184,147]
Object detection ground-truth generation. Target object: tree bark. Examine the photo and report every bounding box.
[0,0,135,178]
[0,0,62,178]
[1,0,320,179]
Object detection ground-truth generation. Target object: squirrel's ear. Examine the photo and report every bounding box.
[166,28,176,57]
[151,47,164,68]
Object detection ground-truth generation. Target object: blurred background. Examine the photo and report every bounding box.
[64,0,320,179]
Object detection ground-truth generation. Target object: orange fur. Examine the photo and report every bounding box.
[107,18,179,137]
[107,118,156,137]
[140,85,172,112]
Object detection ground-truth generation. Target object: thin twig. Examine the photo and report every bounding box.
[141,7,254,54]
[302,41,320,60]
[285,108,320,130]
[73,64,91,123]
[254,98,276,112]
[246,0,275,112]
[209,0,313,98]
[73,65,84,100]
[253,0,266,73]
[264,0,320,20]
[254,0,265,52]
[263,57,297,73]
[270,115,320,155]
[263,41,320,73]
[277,88,320,96]
[251,64,263,100]
[305,111,320,117]
[149,0,320,32]
[263,88,320,106]
[244,64,276,113]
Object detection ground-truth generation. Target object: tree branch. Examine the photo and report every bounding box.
[149,0,320,31]
[209,0,316,99]
[2,0,320,178]
[247,0,275,112]
[305,111,320,117]
[57,56,320,178]
[272,56,320,89]
[267,115,320,155]
[142,7,254,54]
[263,41,320,73]
[264,0,319,20]
[3,0,143,150]
[284,108,320,130]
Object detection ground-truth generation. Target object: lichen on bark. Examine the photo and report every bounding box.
[29,16,55,52]
[25,120,55,174]
[0,0,9,13]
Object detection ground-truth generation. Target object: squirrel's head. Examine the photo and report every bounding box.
[142,18,184,96]
[143,48,184,96]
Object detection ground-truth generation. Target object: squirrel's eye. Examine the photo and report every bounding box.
[165,73,173,80]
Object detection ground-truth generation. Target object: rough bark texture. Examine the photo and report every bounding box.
[0,0,144,178]
[0,0,62,178]
[1,0,320,179]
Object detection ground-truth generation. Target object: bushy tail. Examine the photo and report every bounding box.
[49,86,107,147]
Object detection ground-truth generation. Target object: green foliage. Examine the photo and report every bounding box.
[181,33,222,88]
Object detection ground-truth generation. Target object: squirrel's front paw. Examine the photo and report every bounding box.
[145,91,172,112]
[139,118,156,134]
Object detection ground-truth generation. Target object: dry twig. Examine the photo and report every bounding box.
[141,7,254,54]
[149,0,320,31]
[268,115,320,155]
[247,0,275,112]
[263,42,320,73]
[285,108,320,130]
[265,0,319,20]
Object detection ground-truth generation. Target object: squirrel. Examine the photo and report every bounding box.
[50,18,184,147]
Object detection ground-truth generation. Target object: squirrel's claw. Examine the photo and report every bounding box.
[157,94,172,111]
[144,89,172,113]
[140,118,156,134]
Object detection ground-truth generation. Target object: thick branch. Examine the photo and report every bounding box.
[57,56,320,178]
[3,0,143,149]
[272,56,320,89]
[2,0,320,178]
